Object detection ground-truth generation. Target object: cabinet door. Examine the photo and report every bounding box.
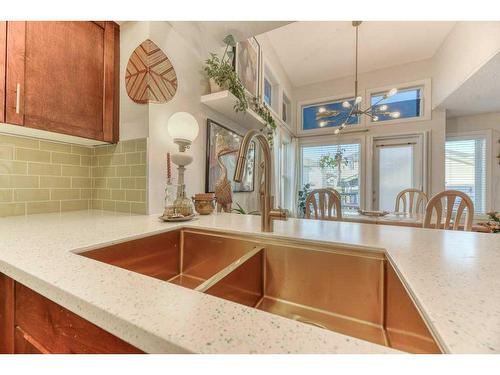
[0,273,14,354]
[15,282,142,354]
[5,21,119,142]
[0,22,6,123]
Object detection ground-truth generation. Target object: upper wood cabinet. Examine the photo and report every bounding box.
[0,22,6,123]
[3,21,119,143]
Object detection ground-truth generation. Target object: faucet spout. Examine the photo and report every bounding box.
[233,129,288,232]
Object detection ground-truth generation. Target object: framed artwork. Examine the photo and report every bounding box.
[234,37,261,98]
[205,119,256,193]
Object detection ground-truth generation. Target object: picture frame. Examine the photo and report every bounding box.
[205,119,256,193]
[234,37,261,99]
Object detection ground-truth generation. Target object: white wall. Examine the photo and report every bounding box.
[120,22,262,214]
[447,112,500,211]
[432,21,500,108]
[293,59,447,205]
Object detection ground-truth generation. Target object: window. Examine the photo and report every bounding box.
[301,142,361,211]
[370,86,422,122]
[280,140,292,210]
[445,136,487,213]
[264,78,272,106]
[282,93,291,125]
[302,98,359,131]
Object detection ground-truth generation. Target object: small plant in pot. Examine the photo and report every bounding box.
[204,35,248,112]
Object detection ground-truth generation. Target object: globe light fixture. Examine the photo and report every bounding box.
[167,112,199,152]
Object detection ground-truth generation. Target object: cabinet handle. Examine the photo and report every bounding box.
[15,83,21,114]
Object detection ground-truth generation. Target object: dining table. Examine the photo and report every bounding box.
[339,210,490,233]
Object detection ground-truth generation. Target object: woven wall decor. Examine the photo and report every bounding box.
[125,39,178,104]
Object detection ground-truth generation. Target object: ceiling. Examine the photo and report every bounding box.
[441,51,500,118]
[265,21,456,87]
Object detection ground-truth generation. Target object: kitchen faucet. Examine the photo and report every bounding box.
[233,129,288,232]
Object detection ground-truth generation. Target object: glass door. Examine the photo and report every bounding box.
[373,136,423,211]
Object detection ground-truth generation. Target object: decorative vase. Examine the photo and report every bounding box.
[209,78,227,93]
[192,193,216,215]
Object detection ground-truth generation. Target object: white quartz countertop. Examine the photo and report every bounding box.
[1,210,499,353]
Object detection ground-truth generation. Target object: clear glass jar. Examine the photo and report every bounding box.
[163,184,194,217]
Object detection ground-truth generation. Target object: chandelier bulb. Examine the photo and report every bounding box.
[390,112,401,119]
[319,121,327,127]
[379,104,388,111]
[387,88,398,97]
[334,128,340,135]
[342,101,351,108]
[355,96,362,105]
[318,107,326,113]
[373,116,379,121]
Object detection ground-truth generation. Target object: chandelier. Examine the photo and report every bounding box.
[316,21,401,134]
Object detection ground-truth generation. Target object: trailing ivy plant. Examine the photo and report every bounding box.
[251,97,277,146]
[204,35,248,112]
[204,35,278,148]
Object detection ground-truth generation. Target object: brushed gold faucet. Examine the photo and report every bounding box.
[233,129,288,232]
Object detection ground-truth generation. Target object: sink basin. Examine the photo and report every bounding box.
[78,228,441,353]
[79,229,255,290]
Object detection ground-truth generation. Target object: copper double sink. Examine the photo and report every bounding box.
[78,229,442,354]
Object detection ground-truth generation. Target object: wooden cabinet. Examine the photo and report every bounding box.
[2,21,119,143]
[0,22,6,123]
[0,273,142,354]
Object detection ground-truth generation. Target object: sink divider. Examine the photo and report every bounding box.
[195,246,265,294]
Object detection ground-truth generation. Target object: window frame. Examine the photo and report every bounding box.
[299,134,366,210]
[262,62,280,116]
[366,78,432,126]
[445,130,492,216]
[282,91,292,126]
[263,77,272,106]
[297,93,362,136]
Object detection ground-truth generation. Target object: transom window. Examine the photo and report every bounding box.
[370,86,422,122]
[445,136,487,213]
[300,143,361,211]
[264,78,272,106]
[302,98,359,131]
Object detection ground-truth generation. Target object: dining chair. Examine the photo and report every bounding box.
[423,190,474,231]
[395,188,428,214]
[305,188,342,221]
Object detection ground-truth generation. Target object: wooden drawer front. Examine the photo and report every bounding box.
[15,283,142,354]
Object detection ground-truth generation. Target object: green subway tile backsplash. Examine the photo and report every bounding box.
[0,134,147,217]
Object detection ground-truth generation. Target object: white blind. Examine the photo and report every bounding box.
[301,143,361,211]
[445,137,487,213]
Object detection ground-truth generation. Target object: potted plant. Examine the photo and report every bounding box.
[204,35,248,112]
[319,147,348,187]
[297,183,312,218]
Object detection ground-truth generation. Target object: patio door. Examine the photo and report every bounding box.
[372,135,424,211]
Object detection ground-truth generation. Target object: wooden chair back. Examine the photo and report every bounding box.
[395,188,428,214]
[305,188,342,221]
[423,190,474,231]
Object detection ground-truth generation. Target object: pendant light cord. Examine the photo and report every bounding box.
[354,23,359,100]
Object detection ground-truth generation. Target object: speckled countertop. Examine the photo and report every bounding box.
[0,210,499,353]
